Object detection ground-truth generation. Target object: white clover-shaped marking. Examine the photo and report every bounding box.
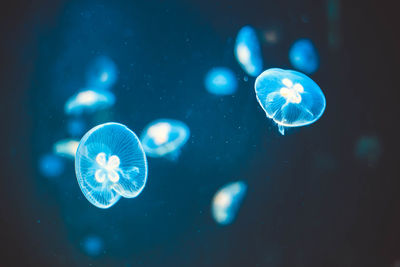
[94,152,120,183]
[279,78,304,104]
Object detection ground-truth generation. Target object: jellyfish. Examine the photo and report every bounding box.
[289,39,319,74]
[75,122,147,209]
[64,89,115,115]
[234,26,263,77]
[81,235,103,257]
[212,181,247,225]
[354,135,382,167]
[141,119,190,159]
[204,67,238,95]
[53,139,79,159]
[254,68,326,135]
[39,154,65,178]
[67,118,86,137]
[86,56,118,90]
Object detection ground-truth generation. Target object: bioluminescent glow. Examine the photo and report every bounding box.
[67,118,86,137]
[64,89,115,115]
[234,26,263,77]
[355,135,382,167]
[204,67,237,95]
[81,235,103,257]
[141,119,190,159]
[39,154,64,178]
[212,181,247,225]
[75,122,147,209]
[53,139,79,159]
[254,68,326,135]
[86,56,118,90]
[289,39,319,74]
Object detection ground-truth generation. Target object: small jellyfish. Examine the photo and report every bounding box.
[354,135,382,167]
[289,39,319,74]
[67,118,86,137]
[234,26,263,77]
[53,139,79,159]
[81,235,103,257]
[86,56,118,90]
[75,122,147,209]
[212,181,247,225]
[141,119,190,159]
[255,68,326,135]
[39,154,65,178]
[204,67,237,95]
[64,89,115,115]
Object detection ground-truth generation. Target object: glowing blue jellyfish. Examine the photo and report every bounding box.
[53,139,79,159]
[81,235,103,257]
[289,39,319,74]
[212,181,247,225]
[75,122,147,209]
[39,154,64,178]
[86,56,118,90]
[234,26,263,77]
[141,119,190,159]
[67,118,86,137]
[204,67,237,95]
[64,89,115,115]
[255,68,326,135]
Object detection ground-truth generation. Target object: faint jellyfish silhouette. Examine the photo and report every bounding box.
[53,139,79,159]
[86,56,118,90]
[67,118,86,137]
[235,26,263,77]
[81,235,103,257]
[212,181,247,225]
[289,39,319,74]
[255,68,326,135]
[39,154,65,178]
[141,119,190,160]
[354,135,382,167]
[204,67,237,95]
[64,89,115,115]
[75,122,147,209]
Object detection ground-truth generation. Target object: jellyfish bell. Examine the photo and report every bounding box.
[64,89,115,116]
[289,38,319,74]
[39,153,65,178]
[81,235,104,257]
[234,25,263,77]
[86,56,118,90]
[212,181,247,225]
[53,139,79,159]
[67,118,86,137]
[141,119,190,160]
[75,122,148,209]
[204,67,237,95]
[254,68,326,135]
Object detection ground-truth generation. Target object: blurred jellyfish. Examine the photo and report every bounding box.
[141,119,190,159]
[81,235,103,257]
[53,139,79,159]
[75,122,147,209]
[86,56,118,90]
[212,181,247,225]
[289,39,319,74]
[234,26,263,77]
[67,118,86,137]
[64,89,115,115]
[204,67,237,95]
[255,68,326,135]
[39,154,64,178]
[355,135,382,166]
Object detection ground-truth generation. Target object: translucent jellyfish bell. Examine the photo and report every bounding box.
[212,181,247,225]
[64,89,115,115]
[53,139,79,159]
[81,235,103,257]
[86,56,118,90]
[255,68,326,135]
[75,122,148,209]
[234,26,263,77]
[141,119,190,159]
[204,67,238,95]
[289,39,319,74]
[39,154,65,178]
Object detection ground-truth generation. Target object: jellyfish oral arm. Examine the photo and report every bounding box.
[94,152,121,183]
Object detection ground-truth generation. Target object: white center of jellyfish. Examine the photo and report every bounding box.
[237,44,251,63]
[76,91,97,105]
[94,152,120,183]
[279,78,304,104]
[148,123,172,145]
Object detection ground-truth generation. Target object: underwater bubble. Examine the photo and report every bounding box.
[64,89,115,116]
[212,181,247,225]
[141,119,190,159]
[67,118,86,137]
[53,139,79,159]
[289,39,319,74]
[39,154,64,178]
[254,68,326,135]
[82,235,103,257]
[75,122,147,209]
[355,135,382,167]
[234,26,263,77]
[86,56,118,90]
[204,67,237,95]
